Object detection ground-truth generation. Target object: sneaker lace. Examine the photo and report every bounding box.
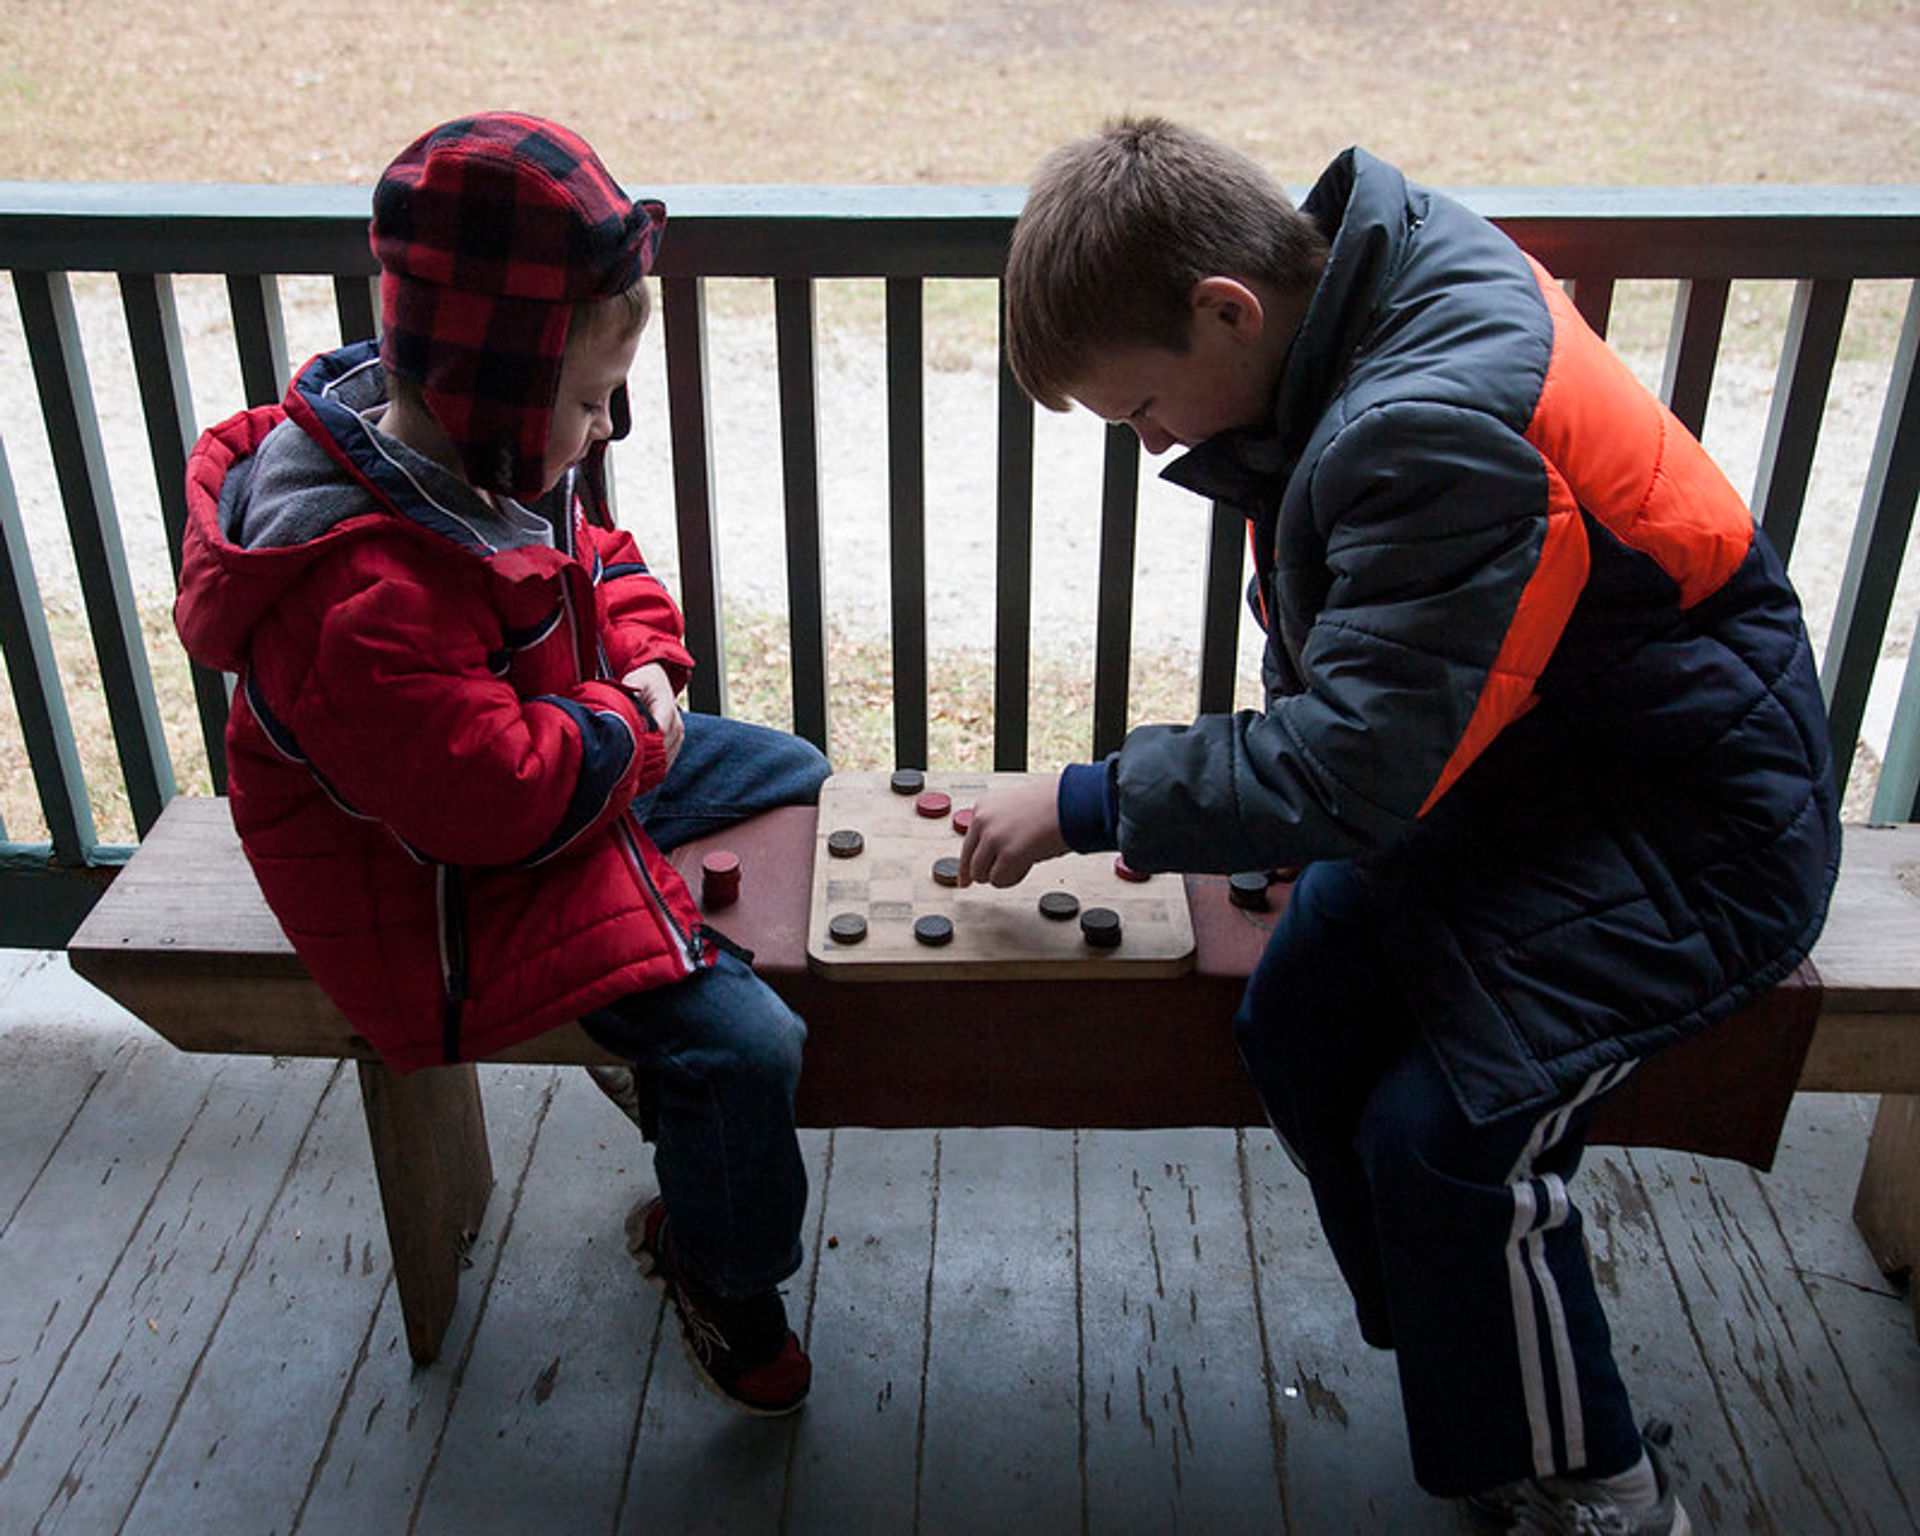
[1509,1485,1638,1536]
[675,1291,731,1364]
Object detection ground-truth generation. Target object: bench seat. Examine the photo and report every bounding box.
[66,796,1920,1359]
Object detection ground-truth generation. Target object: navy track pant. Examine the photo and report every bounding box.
[1232,858,1645,1497]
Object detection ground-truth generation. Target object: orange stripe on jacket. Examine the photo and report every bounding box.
[1418,260,1755,817]
[1419,467,1588,814]
[1520,259,1753,608]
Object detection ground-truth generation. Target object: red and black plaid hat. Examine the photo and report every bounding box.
[370,112,666,500]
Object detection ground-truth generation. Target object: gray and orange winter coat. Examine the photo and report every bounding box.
[176,341,711,1074]
[1058,148,1840,1122]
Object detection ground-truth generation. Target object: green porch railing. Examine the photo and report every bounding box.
[3,182,1920,947]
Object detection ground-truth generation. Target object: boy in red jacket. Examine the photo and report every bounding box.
[176,113,826,1415]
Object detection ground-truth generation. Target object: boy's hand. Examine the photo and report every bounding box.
[622,662,684,771]
[957,776,1070,888]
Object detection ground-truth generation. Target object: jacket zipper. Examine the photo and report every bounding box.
[436,863,469,1062]
[618,811,704,974]
[553,519,703,977]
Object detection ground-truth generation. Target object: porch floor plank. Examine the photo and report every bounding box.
[1241,1132,1456,1533]
[2,1045,330,1536]
[414,1066,665,1536]
[1077,1126,1284,1535]
[785,1126,938,1535]
[2,951,1917,1536]
[119,1063,366,1535]
[919,1127,1083,1536]
[291,1063,562,1534]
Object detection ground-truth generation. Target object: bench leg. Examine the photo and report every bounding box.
[1853,1092,1920,1337]
[356,1060,495,1364]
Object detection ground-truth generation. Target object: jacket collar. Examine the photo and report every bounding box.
[1159,147,1411,513]
[288,340,575,559]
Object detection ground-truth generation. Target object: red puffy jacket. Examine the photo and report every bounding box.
[176,342,710,1073]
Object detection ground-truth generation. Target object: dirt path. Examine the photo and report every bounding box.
[2,1,1914,188]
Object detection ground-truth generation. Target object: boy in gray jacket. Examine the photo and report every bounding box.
[961,117,1838,1534]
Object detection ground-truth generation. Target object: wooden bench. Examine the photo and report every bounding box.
[66,795,1920,1362]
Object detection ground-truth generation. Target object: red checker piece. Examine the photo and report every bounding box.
[701,850,741,908]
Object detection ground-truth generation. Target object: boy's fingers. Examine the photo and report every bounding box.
[987,852,1030,888]
[958,820,1001,887]
[956,824,979,886]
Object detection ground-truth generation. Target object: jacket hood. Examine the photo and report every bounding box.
[175,340,575,676]
[175,405,346,676]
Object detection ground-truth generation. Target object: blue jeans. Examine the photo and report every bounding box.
[1232,859,1641,1497]
[630,710,830,852]
[581,713,828,1298]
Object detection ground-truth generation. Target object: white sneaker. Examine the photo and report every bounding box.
[1467,1423,1692,1536]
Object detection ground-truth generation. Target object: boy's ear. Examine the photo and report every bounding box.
[1190,276,1267,338]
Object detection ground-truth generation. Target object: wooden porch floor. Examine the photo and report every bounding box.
[3,947,1917,1536]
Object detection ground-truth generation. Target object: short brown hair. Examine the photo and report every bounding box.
[571,279,652,349]
[1005,117,1329,410]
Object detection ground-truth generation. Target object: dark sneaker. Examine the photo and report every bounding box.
[629,1196,811,1416]
[1466,1421,1692,1535]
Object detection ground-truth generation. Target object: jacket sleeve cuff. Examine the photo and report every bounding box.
[1057,758,1120,853]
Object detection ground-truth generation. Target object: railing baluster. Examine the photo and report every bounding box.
[1092,425,1140,758]
[0,180,1916,923]
[993,288,1035,770]
[773,277,828,750]
[1752,278,1851,560]
[0,434,96,860]
[1198,502,1246,715]
[885,277,929,769]
[1568,273,1616,339]
[333,273,378,345]
[226,273,290,406]
[1873,644,1920,821]
[660,275,727,717]
[120,272,229,790]
[14,268,175,835]
[118,275,196,576]
[1822,283,1920,780]
[1662,277,1730,437]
